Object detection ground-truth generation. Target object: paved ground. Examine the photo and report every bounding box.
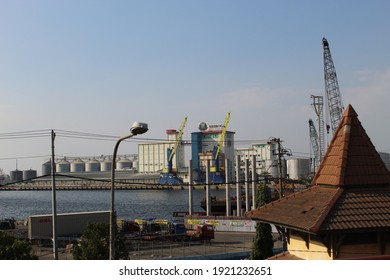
[33,231,259,260]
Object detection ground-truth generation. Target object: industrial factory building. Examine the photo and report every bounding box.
[137,129,186,174]
[235,142,311,181]
[191,122,235,182]
[235,142,281,179]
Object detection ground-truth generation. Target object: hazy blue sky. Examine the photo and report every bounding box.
[1,0,390,174]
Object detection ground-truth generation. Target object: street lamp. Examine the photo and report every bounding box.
[109,121,148,260]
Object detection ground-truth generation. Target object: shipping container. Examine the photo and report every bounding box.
[28,211,110,240]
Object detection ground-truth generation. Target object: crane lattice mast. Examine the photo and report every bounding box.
[323,37,344,133]
[309,119,320,170]
[311,95,325,162]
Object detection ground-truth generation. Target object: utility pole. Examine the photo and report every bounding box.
[268,138,291,199]
[51,130,58,260]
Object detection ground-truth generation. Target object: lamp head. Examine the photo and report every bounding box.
[130,122,148,135]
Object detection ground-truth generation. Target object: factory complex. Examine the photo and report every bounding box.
[3,114,390,190]
[2,115,315,189]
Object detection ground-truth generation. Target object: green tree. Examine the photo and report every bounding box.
[0,231,37,260]
[72,222,129,260]
[250,184,274,260]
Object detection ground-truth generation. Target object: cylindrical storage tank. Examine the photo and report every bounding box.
[132,159,138,171]
[264,159,287,179]
[85,158,101,172]
[42,160,52,176]
[287,158,311,180]
[116,158,133,170]
[57,159,70,173]
[265,160,278,179]
[10,170,23,182]
[71,158,85,172]
[23,169,37,180]
[100,158,112,172]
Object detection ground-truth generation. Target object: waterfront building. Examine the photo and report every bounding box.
[235,142,281,179]
[191,123,235,182]
[246,105,390,260]
[138,129,186,174]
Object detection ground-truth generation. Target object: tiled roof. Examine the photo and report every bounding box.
[312,105,390,187]
[246,104,390,234]
[245,186,343,233]
[321,188,390,232]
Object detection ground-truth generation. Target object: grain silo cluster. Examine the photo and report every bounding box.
[41,156,134,176]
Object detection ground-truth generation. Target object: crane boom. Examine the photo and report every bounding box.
[169,117,187,162]
[323,37,344,133]
[309,119,320,168]
[157,117,187,185]
[311,95,325,162]
[214,112,231,160]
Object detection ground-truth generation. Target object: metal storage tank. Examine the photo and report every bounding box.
[132,159,139,171]
[265,159,287,179]
[71,158,85,172]
[100,158,112,172]
[287,158,311,180]
[57,159,70,173]
[42,160,52,176]
[265,160,278,178]
[116,158,133,170]
[10,170,23,182]
[23,169,37,180]
[85,158,100,172]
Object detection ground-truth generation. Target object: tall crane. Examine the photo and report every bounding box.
[323,37,344,133]
[210,112,230,184]
[157,117,187,185]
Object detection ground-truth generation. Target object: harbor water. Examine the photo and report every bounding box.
[0,189,226,221]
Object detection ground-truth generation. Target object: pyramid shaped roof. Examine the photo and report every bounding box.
[312,104,390,187]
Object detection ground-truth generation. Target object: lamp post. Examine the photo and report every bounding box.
[109,121,148,260]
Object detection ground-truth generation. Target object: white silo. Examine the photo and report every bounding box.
[265,159,287,179]
[42,160,52,176]
[132,159,138,170]
[57,159,70,173]
[100,158,112,172]
[85,158,100,172]
[71,158,85,172]
[287,158,311,180]
[116,158,133,170]
[265,159,278,178]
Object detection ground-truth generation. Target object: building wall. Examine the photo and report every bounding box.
[138,142,185,173]
[191,131,235,173]
[235,142,282,179]
[288,235,332,260]
[288,232,390,260]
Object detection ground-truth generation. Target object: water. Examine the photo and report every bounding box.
[0,189,227,221]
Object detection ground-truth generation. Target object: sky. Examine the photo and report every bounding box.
[1,0,390,175]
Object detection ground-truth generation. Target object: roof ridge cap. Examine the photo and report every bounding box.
[309,187,344,233]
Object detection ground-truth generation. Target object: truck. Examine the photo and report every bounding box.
[184,224,214,241]
[28,211,110,240]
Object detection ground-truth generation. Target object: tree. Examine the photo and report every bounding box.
[0,231,37,260]
[72,222,129,260]
[250,183,274,260]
